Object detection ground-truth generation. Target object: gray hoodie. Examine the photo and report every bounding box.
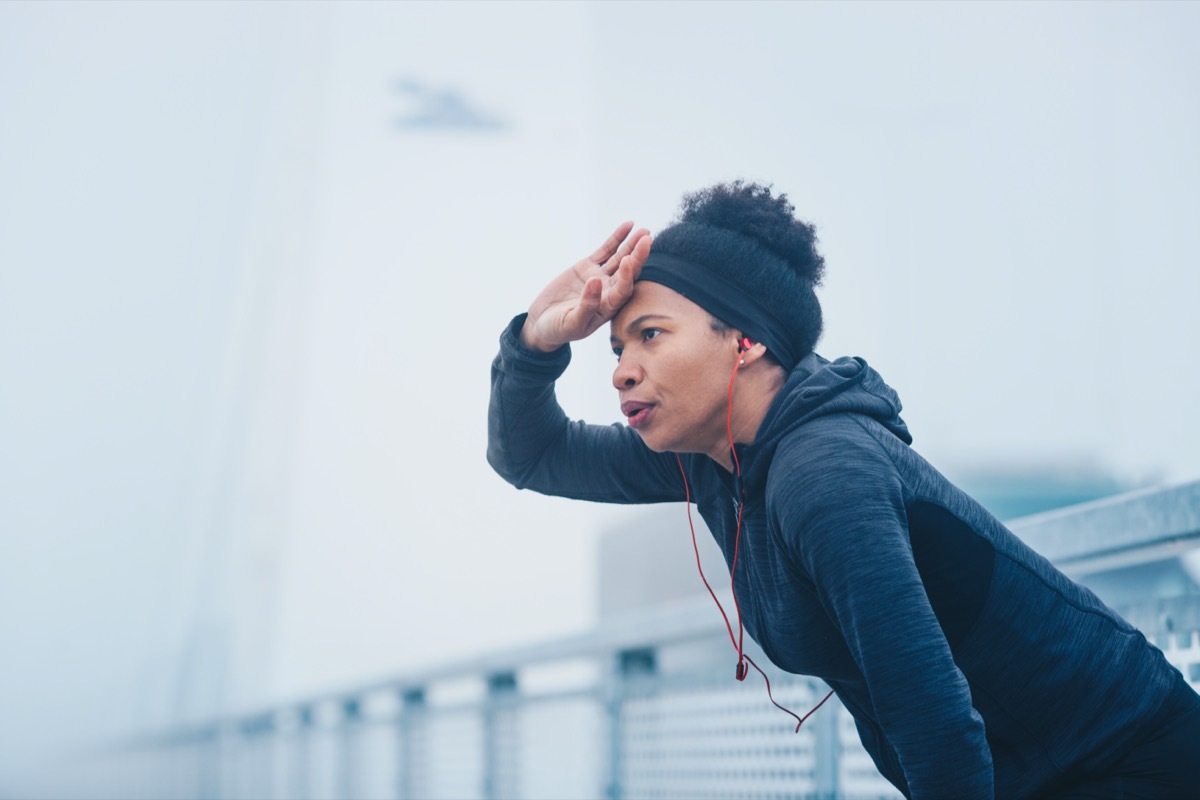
[488,314,1190,799]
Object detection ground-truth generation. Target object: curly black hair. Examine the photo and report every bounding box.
[653,181,825,363]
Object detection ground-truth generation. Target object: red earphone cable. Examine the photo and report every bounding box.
[726,353,747,664]
[676,454,741,657]
[671,347,834,733]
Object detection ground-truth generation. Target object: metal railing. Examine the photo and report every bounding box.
[69,480,1200,800]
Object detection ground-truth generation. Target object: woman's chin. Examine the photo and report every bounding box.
[636,428,688,456]
[632,427,668,453]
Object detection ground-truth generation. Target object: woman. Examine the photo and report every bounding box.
[487,182,1200,799]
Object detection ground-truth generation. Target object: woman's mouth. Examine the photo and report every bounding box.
[621,401,656,429]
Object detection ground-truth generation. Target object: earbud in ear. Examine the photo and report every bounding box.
[738,337,753,353]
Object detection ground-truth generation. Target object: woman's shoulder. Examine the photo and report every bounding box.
[771,412,901,479]
[764,414,908,523]
[763,418,919,576]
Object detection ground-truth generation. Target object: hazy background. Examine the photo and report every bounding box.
[1,0,1198,785]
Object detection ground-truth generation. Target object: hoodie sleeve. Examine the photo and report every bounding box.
[487,314,685,504]
[768,419,993,800]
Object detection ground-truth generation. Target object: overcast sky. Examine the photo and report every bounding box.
[2,0,1198,783]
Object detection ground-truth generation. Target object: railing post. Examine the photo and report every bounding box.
[606,648,657,800]
[812,682,840,800]
[339,697,362,800]
[214,723,235,800]
[251,714,276,800]
[483,671,519,800]
[294,706,314,800]
[397,687,426,800]
[198,725,220,800]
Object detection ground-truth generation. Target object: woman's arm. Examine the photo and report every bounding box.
[770,422,993,800]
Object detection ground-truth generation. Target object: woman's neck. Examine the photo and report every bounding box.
[707,365,787,472]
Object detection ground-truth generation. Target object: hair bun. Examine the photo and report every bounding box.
[676,181,825,285]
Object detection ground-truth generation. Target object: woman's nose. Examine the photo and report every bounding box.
[612,355,641,390]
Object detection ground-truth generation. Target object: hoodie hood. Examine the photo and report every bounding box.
[737,352,911,492]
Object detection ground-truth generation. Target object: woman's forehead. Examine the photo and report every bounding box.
[612,281,703,329]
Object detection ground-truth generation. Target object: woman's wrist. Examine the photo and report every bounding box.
[518,317,561,353]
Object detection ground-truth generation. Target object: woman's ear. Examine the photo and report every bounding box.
[735,335,768,366]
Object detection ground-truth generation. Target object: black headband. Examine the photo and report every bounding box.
[638,252,799,369]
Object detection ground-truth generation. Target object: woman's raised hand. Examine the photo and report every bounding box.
[520,222,652,352]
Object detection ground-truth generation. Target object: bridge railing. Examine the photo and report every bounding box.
[69,480,1200,800]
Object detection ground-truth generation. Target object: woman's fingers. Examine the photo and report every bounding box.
[561,276,604,336]
[587,221,635,266]
[601,227,650,276]
[607,233,652,306]
[628,233,651,278]
[581,275,603,310]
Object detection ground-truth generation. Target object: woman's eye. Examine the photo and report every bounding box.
[641,328,661,342]
[612,346,623,359]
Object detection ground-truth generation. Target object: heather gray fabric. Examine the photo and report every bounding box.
[488,313,1191,799]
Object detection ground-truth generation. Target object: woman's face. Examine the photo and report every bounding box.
[609,281,742,458]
